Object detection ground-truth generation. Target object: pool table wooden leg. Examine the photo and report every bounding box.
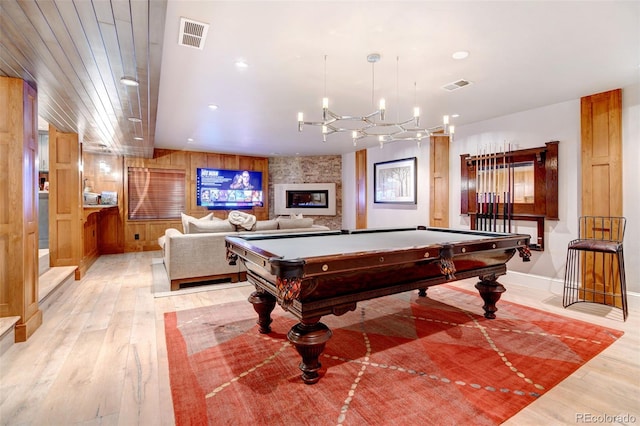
[248,290,276,334]
[287,318,333,385]
[474,274,506,319]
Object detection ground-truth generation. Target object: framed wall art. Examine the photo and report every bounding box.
[373,157,417,204]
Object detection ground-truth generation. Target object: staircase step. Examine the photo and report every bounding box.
[39,266,76,306]
[0,266,75,357]
[0,316,20,357]
[39,249,50,276]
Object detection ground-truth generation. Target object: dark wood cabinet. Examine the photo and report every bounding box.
[460,141,559,250]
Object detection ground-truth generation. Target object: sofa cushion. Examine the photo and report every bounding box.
[188,219,236,234]
[254,219,278,231]
[277,218,314,229]
[181,212,214,233]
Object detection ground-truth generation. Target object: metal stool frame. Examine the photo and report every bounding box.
[562,216,627,321]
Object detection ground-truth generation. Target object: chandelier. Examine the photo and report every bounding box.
[297,54,455,147]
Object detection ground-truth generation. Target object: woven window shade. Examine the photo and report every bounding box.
[128,167,186,220]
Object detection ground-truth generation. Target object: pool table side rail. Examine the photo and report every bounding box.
[245,262,508,319]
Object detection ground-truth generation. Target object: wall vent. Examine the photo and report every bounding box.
[442,79,471,91]
[178,17,209,50]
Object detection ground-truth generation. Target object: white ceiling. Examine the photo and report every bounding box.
[1,1,638,158]
[154,1,639,157]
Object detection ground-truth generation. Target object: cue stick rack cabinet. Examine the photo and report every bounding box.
[460,141,559,251]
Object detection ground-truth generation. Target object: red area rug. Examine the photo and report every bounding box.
[164,285,623,425]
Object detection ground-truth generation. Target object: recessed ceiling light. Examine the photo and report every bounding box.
[235,60,248,69]
[208,104,219,110]
[120,77,139,86]
[452,51,469,60]
[133,137,143,141]
[187,138,194,143]
[128,117,142,123]
[451,114,460,118]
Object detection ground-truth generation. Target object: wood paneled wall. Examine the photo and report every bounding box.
[0,77,42,341]
[580,89,623,307]
[123,149,269,252]
[430,135,450,228]
[82,153,125,254]
[355,150,367,229]
[581,89,623,216]
[48,126,84,277]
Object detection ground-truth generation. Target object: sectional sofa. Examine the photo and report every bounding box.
[158,212,331,290]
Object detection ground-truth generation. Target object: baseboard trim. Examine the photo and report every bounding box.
[501,270,639,311]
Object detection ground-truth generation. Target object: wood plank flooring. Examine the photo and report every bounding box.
[0,251,638,425]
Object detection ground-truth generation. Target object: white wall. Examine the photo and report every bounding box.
[342,142,431,230]
[450,99,580,281]
[342,83,639,294]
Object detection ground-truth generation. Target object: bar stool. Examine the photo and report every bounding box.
[562,216,627,321]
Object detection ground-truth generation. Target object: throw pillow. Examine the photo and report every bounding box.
[188,219,236,234]
[277,218,314,229]
[181,212,214,234]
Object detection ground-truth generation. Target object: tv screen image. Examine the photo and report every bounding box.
[196,168,263,209]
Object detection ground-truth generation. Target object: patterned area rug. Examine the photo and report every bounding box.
[164,285,623,425]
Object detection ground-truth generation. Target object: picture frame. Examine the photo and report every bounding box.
[373,157,417,204]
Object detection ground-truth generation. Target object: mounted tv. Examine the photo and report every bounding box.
[196,168,263,209]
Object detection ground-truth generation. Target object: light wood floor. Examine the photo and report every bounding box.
[0,251,638,425]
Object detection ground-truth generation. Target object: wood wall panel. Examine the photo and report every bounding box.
[0,77,42,341]
[49,126,82,276]
[430,135,450,228]
[0,235,7,316]
[355,150,367,229]
[83,152,125,254]
[581,89,622,217]
[21,81,40,342]
[580,89,623,307]
[0,126,10,315]
[123,149,269,252]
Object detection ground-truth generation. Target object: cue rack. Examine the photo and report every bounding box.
[460,141,559,251]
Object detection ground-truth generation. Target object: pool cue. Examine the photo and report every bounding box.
[493,144,500,232]
[502,143,507,232]
[482,147,487,231]
[478,147,485,231]
[507,143,512,233]
[475,148,480,231]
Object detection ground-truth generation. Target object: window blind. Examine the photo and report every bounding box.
[128,167,185,220]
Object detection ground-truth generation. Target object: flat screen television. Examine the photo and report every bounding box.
[196,168,264,209]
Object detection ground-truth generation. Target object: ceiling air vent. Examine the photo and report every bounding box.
[442,79,471,91]
[178,17,209,50]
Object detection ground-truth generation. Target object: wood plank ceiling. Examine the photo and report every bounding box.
[0,0,167,158]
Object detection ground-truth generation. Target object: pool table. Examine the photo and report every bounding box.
[225,226,531,384]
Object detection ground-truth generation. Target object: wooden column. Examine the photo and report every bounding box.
[0,77,42,341]
[581,89,622,216]
[48,126,83,278]
[580,89,623,306]
[355,149,367,229]
[430,135,450,228]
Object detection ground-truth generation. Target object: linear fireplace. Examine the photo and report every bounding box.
[287,189,329,208]
[274,183,336,216]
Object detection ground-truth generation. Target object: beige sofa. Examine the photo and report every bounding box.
[158,214,331,290]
